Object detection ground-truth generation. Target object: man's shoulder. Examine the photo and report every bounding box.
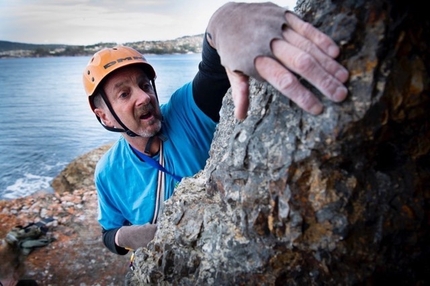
[161,82,193,110]
[161,81,210,124]
[96,137,129,172]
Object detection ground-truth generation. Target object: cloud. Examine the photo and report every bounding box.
[0,0,296,45]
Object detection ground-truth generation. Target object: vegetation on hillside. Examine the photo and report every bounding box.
[0,34,204,58]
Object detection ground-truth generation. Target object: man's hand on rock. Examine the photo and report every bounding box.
[231,12,349,119]
[115,224,157,250]
[207,3,349,120]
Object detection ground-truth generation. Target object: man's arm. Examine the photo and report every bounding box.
[192,33,230,123]
[102,227,129,255]
[102,224,158,255]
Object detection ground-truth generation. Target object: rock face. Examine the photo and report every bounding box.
[129,0,430,285]
[51,144,112,194]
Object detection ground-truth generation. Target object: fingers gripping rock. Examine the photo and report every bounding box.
[207,2,288,81]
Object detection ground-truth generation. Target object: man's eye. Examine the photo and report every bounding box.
[119,92,128,98]
[141,83,153,92]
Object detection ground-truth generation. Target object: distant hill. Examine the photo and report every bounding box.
[0,40,69,52]
[0,35,204,58]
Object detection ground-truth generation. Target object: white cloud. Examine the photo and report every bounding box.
[0,0,297,45]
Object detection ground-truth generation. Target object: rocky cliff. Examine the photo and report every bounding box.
[127,0,430,285]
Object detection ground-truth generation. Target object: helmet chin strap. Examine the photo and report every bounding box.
[98,88,139,137]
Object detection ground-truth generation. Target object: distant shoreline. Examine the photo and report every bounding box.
[0,51,201,60]
[0,34,204,59]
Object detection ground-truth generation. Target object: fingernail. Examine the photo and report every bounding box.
[309,103,323,115]
[334,86,348,102]
[234,109,245,121]
[328,45,339,58]
[336,69,349,83]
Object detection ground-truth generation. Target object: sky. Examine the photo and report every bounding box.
[0,0,297,46]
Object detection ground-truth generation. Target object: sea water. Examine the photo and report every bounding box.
[0,53,201,199]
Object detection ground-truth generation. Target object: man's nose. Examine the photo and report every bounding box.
[135,88,151,105]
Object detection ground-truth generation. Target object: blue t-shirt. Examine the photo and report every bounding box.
[95,82,216,230]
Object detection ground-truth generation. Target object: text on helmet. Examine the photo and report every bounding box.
[103,56,144,69]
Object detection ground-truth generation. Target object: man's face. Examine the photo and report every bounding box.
[102,65,162,137]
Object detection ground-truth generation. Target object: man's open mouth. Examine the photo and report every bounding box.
[140,111,153,120]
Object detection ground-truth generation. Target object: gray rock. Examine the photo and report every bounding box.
[101,0,430,284]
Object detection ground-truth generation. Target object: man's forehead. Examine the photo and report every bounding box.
[105,65,150,88]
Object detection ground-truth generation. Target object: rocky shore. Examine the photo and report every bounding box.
[0,144,130,285]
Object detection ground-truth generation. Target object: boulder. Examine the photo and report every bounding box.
[51,144,112,193]
[128,0,430,285]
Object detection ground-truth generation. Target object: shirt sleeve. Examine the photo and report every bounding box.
[192,33,230,122]
[102,227,129,255]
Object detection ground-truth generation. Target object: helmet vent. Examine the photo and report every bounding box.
[87,70,90,75]
[92,77,95,82]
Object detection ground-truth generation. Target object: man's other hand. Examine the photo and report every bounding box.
[228,12,349,119]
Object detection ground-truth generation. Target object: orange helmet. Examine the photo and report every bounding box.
[83,46,156,107]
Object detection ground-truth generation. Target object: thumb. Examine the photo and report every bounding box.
[226,68,250,120]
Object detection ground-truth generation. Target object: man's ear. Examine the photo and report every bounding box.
[94,108,114,127]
